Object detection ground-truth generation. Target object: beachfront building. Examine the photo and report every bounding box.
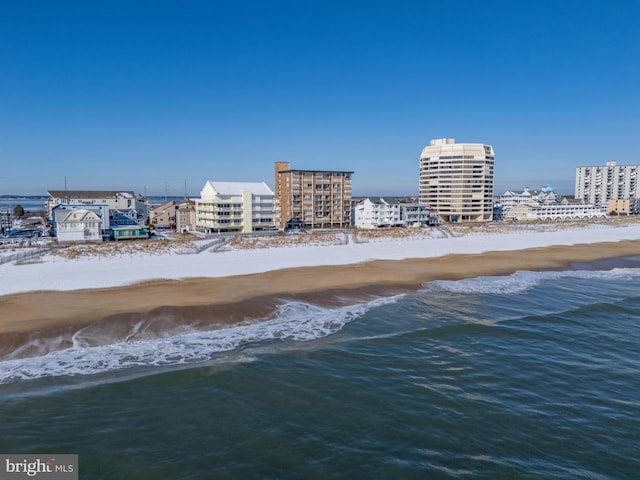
[55,208,103,242]
[498,186,558,209]
[353,198,438,229]
[51,204,110,241]
[353,198,404,229]
[149,201,178,229]
[495,185,560,219]
[575,161,640,206]
[148,199,196,231]
[46,190,149,224]
[274,162,353,230]
[110,225,150,241]
[47,190,150,242]
[419,138,495,223]
[195,181,275,234]
[503,200,606,222]
[607,198,640,216]
[403,204,439,226]
[176,200,196,232]
[110,209,142,227]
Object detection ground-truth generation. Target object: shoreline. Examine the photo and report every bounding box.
[3,240,640,343]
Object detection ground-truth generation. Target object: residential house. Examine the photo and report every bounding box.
[353,198,403,228]
[110,225,150,241]
[110,209,142,227]
[47,190,149,241]
[353,197,438,229]
[149,201,178,229]
[176,200,196,232]
[51,204,110,241]
[55,208,103,242]
[46,190,149,225]
[402,203,439,226]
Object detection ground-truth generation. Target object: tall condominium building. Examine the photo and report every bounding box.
[419,138,495,222]
[575,160,640,205]
[274,162,353,230]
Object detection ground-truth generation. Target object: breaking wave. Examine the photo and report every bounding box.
[422,267,640,295]
[0,297,399,384]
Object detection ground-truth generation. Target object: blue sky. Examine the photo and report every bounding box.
[1,1,638,196]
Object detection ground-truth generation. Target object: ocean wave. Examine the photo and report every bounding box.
[422,267,640,295]
[0,297,399,384]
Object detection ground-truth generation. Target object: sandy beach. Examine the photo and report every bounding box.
[3,239,640,342]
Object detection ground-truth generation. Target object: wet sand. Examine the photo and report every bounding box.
[2,240,640,343]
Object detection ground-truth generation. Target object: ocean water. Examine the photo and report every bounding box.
[1,264,640,479]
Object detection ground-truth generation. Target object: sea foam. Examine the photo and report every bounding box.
[0,297,399,384]
[422,267,640,295]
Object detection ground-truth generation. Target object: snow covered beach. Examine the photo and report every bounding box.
[3,220,640,342]
[3,222,640,296]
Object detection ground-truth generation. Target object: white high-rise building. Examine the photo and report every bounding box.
[419,138,495,223]
[575,161,640,206]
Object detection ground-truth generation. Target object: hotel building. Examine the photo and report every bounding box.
[195,181,275,233]
[503,201,606,222]
[419,138,495,222]
[575,161,640,206]
[274,162,353,230]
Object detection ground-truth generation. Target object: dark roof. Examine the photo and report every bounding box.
[48,190,136,199]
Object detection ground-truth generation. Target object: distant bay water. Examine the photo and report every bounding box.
[1,261,639,479]
[0,195,194,214]
[0,198,46,213]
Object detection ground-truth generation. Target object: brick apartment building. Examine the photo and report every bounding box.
[274,162,353,230]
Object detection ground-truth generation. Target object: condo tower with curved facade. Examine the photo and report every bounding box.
[419,138,495,223]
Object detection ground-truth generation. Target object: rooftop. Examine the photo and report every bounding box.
[48,190,136,199]
[203,181,274,196]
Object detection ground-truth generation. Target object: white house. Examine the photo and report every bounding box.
[353,198,404,229]
[55,208,103,242]
[51,204,110,241]
[195,181,275,233]
[403,204,439,226]
[353,198,438,229]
